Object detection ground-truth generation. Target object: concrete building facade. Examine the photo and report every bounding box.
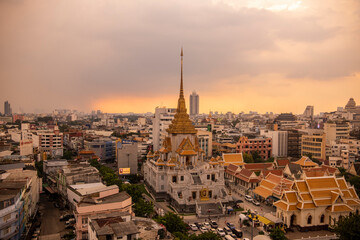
[189,91,199,116]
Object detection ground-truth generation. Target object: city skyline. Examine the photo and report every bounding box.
[1,0,360,114]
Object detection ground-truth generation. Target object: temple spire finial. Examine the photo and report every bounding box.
[180,47,184,99]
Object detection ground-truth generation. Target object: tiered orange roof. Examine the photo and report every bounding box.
[294,156,319,168]
[253,173,293,199]
[274,176,360,213]
[222,153,244,167]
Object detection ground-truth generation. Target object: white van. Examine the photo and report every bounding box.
[245,195,253,202]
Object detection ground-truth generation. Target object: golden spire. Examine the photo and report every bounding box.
[167,48,197,134]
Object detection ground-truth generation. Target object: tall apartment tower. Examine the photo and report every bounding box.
[151,107,176,151]
[303,105,314,119]
[189,91,199,116]
[4,101,12,116]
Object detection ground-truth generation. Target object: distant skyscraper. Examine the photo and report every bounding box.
[4,101,12,116]
[303,105,314,119]
[189,91,199,116]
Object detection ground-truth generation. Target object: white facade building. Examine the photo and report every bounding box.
[151,107,176,151]
[261,130,288,157]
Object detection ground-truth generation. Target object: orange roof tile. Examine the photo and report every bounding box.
[261,180,276,190]
[253,186,273,199]
[288,205,297,211]
[300,193,312,201]
[306,177,338,190]
[294,156,319,167]
[222,153,244,164]
[179,150,197,155]
[274,201,288,211]
[296,181,309,192]
[336,178,348,190]
[285,192,298,203]
[346,199,360,206]
[314,199,333,206]
[302,203,316,209]
[332,205,353,212]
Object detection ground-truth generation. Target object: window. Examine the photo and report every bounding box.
[192,191,197,199]
[207,175,210,180]
[307,215,312,224]
[209,190,212,198]
[320,214,325,223]
[172,176,177,183]
[161,175,164,180]
[3,213,11,222]
[82,216,88,224]
[180,176,184,181]
[3,226,11,235]
[211,174,215,181]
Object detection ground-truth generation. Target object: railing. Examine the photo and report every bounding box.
[0,199,24,218]
[293,234,338,240]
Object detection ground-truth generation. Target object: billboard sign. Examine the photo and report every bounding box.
[119,168,130,175]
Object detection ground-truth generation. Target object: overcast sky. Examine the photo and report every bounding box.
[1,0,359,114]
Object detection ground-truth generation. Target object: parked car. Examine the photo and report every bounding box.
[65,224,75,230]
[235,199,244,203]
[229,233,238,239]
[210,221,218,228]
[194,222,201,229]
[217,228,226,237]
[200,226,208,233]
[210,228,217,234]
[245,195,253,202]
[226,222,236,230]
[34,228,40,235]
[189,224,198,231]
[60,214,73,221]
[203,222,211,229]
[224,226,232,234]
[252,199,260,206]
[65,218,76,225]
[232,228,243,238]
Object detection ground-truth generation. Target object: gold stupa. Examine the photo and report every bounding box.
[167,48,197,134]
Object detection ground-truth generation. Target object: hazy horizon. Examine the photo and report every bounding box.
[1,0,359,114]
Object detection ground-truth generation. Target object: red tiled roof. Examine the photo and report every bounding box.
[262,169,283,177]
[276,159,290,167]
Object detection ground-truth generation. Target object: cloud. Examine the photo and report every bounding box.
[0,0,359,113]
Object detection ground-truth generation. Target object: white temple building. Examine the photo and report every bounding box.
[144,49,232,214]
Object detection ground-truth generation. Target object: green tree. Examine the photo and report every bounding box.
[252,151,263,163]
[349,176,360,196]
[269,227,287,240]
[133,199,153,217]
[155,212,188,234]
[243,152,254,163]
[35,160,44,178]
[123,184,144,203]
[334,214,360,240]
[63,149,73,160]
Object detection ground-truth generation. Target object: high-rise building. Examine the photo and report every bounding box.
[300,129,326,160]
[324,120,351,144]
[303,105,314,119]
[189,91,199,116]
[151,107,176,151]
[4,100,12,116]
[261,130,288,157]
